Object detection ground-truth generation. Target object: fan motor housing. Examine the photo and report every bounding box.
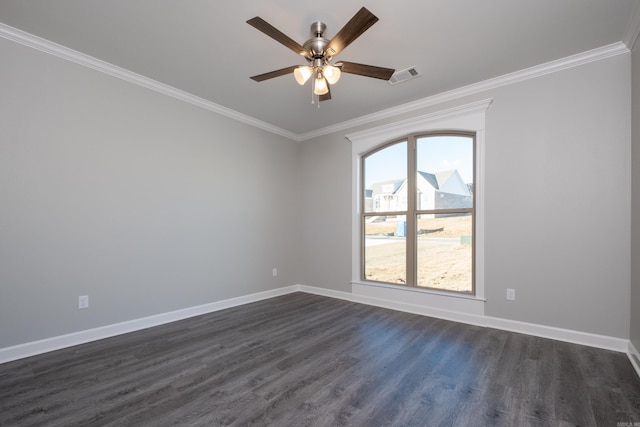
[303,21,329,59]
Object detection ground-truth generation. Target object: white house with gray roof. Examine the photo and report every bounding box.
[367,170,472,215]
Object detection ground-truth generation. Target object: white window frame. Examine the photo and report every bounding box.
[346,99,491,314]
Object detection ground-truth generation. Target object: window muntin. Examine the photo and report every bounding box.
[361,132,475,294]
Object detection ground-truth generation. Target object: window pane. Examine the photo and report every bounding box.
[416,213,472,292]
[416,136,473,211]
[364,215,406,284]
[364,141,407,213]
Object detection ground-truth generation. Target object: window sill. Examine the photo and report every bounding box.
[351,280,486,302]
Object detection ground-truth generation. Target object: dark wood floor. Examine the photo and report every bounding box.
[1,292,639,426]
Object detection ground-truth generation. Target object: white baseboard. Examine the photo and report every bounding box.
[298,284,486,327]
[484,316,628,353]
[298,284,629,353]
[295,285,358,302]
[629,341,640,378]
[0,286,298,364]
[0,283,632,365]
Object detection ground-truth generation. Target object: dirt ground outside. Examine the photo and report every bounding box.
[364,215,473,292]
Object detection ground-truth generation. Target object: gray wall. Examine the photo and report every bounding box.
[632,38,640,351]
[300,53,632,339]
[298,135,352,291]
[484,55,630,338]
[0,33,635,349]
[0,38,302,348]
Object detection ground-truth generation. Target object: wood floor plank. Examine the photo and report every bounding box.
[1,292,639,426]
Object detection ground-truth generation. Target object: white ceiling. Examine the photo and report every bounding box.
[1,0,638,138]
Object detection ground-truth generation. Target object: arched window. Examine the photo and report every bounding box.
[361,132,475,294]
[348,99,490,303]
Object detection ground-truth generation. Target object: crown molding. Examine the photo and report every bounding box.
[299,41,629,141]
[0,23,300,141]
[0,23,630,143]
[623,0,640,50]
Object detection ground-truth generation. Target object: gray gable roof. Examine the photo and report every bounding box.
[434,170,456,187]
[417,171,439,189]
[370,170,465,194]
[370,178,405,195]
[418,170,462,190]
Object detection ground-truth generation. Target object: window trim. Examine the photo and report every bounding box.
[347,99,491,302]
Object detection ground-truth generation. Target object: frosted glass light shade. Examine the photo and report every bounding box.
[323,65,341,85]
[313,76,329,95]
[294,66,313,85]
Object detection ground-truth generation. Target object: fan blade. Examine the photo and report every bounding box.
[247,17,308,57]
[338,61,395,80]
[319,84,332,102]
[325,7,378,57]
[250,65,299,82]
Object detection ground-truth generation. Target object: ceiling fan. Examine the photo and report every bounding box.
[247,7,395,102]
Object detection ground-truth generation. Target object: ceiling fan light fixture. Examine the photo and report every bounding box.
[248,8,395,103]
[294,66,313,85]
[313,75,329,95]
[323,64,341,85]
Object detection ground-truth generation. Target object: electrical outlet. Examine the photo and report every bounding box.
[272,268,278,277]
[506,289,515,301]
[78,295,89,309]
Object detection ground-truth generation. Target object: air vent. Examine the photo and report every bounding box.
[388,66,421,85]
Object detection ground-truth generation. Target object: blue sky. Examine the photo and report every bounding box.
[364,136,474,188]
